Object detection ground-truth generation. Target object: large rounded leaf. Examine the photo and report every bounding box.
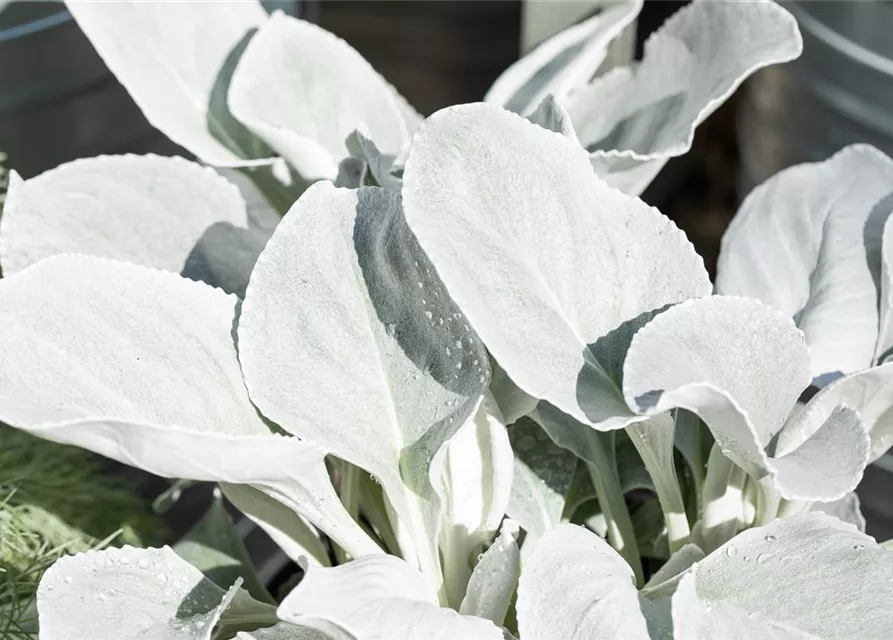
[0,155,269,296]
[402,103,709,431]
[64,0,271,166]
[565,0,802,195]
[0,255,378,558]
[278,556,504,640]
[673,513,893,640]
[516,523,664,640]
[717,144,893,382]
[37,546,275,640]
[238,182,489,587]
[228,12,408,181]
[623,296,869,501]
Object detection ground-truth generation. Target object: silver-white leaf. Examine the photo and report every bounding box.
[566,0,802,195]
[37,546,274,640]
[673,513,893,640]
[239,182,489,588]
[623,296,869,501]
[0,155,269,296]
[0,255,379,558]
[402,103,709,431]
[718,144,893,382]
[228,12,408,181]
[64,0,272,166]
[485,0,643,116]
[516,523,666,640]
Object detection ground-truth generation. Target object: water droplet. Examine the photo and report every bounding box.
[479,375,486,383]
[725,544,738,557]
[417,282,424,288]
[438,318,444,325]
[454,340,462,349]
[385,323,396,336]
[157,574,168,584]
[63,576,73,585]
[119,556,130,565]
[456,362,463,370]
[421,299,427,305]
[424,311,433,320]
[463,323,470,332]
[413,372,420,380]
[764,534,777,543]
[853,544,865,550]
[472,359,479,365]
[756,553,769,565]
[445,347,451,356]
[138,558,150,569]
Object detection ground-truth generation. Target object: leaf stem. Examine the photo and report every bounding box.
[584,450,644,586]
[334,461,363,564]
[626,418,691,553]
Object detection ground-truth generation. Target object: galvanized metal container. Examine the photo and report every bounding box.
[738,1,893,191]
[738,1,893,538]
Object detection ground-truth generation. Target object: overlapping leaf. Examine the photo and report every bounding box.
[717,144,893,382]
[516,523,667,640]
[623,296,870,502]
[238,182,489,590]
[277,556,503,640]
[228,12,411,181]
[64,0,271,166]
[37,546,275,640]
[485,0,642,115]
[673,514,893,639]
[0,255,378,558]
[0,155,269,295]
[438,394,513,606]
[565,0,802,194]
[402,103,710,432]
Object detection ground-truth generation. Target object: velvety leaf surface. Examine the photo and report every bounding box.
[239,182,489,586]
[278,556,504,640]
[623,296,868,501]
[717,145,893,381]
[0,155,268,296]
[0,255,378,558]
[673,513,893,640]
[566,0,802,195]
[516,523,665,640]
[65,0,271,165]
[228,12,407,181]
[402,103,709,431]
[38,546,275,640]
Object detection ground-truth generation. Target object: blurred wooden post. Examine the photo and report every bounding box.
[316,1,522,115]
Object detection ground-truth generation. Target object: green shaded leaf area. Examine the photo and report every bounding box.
[0,424,164,636]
